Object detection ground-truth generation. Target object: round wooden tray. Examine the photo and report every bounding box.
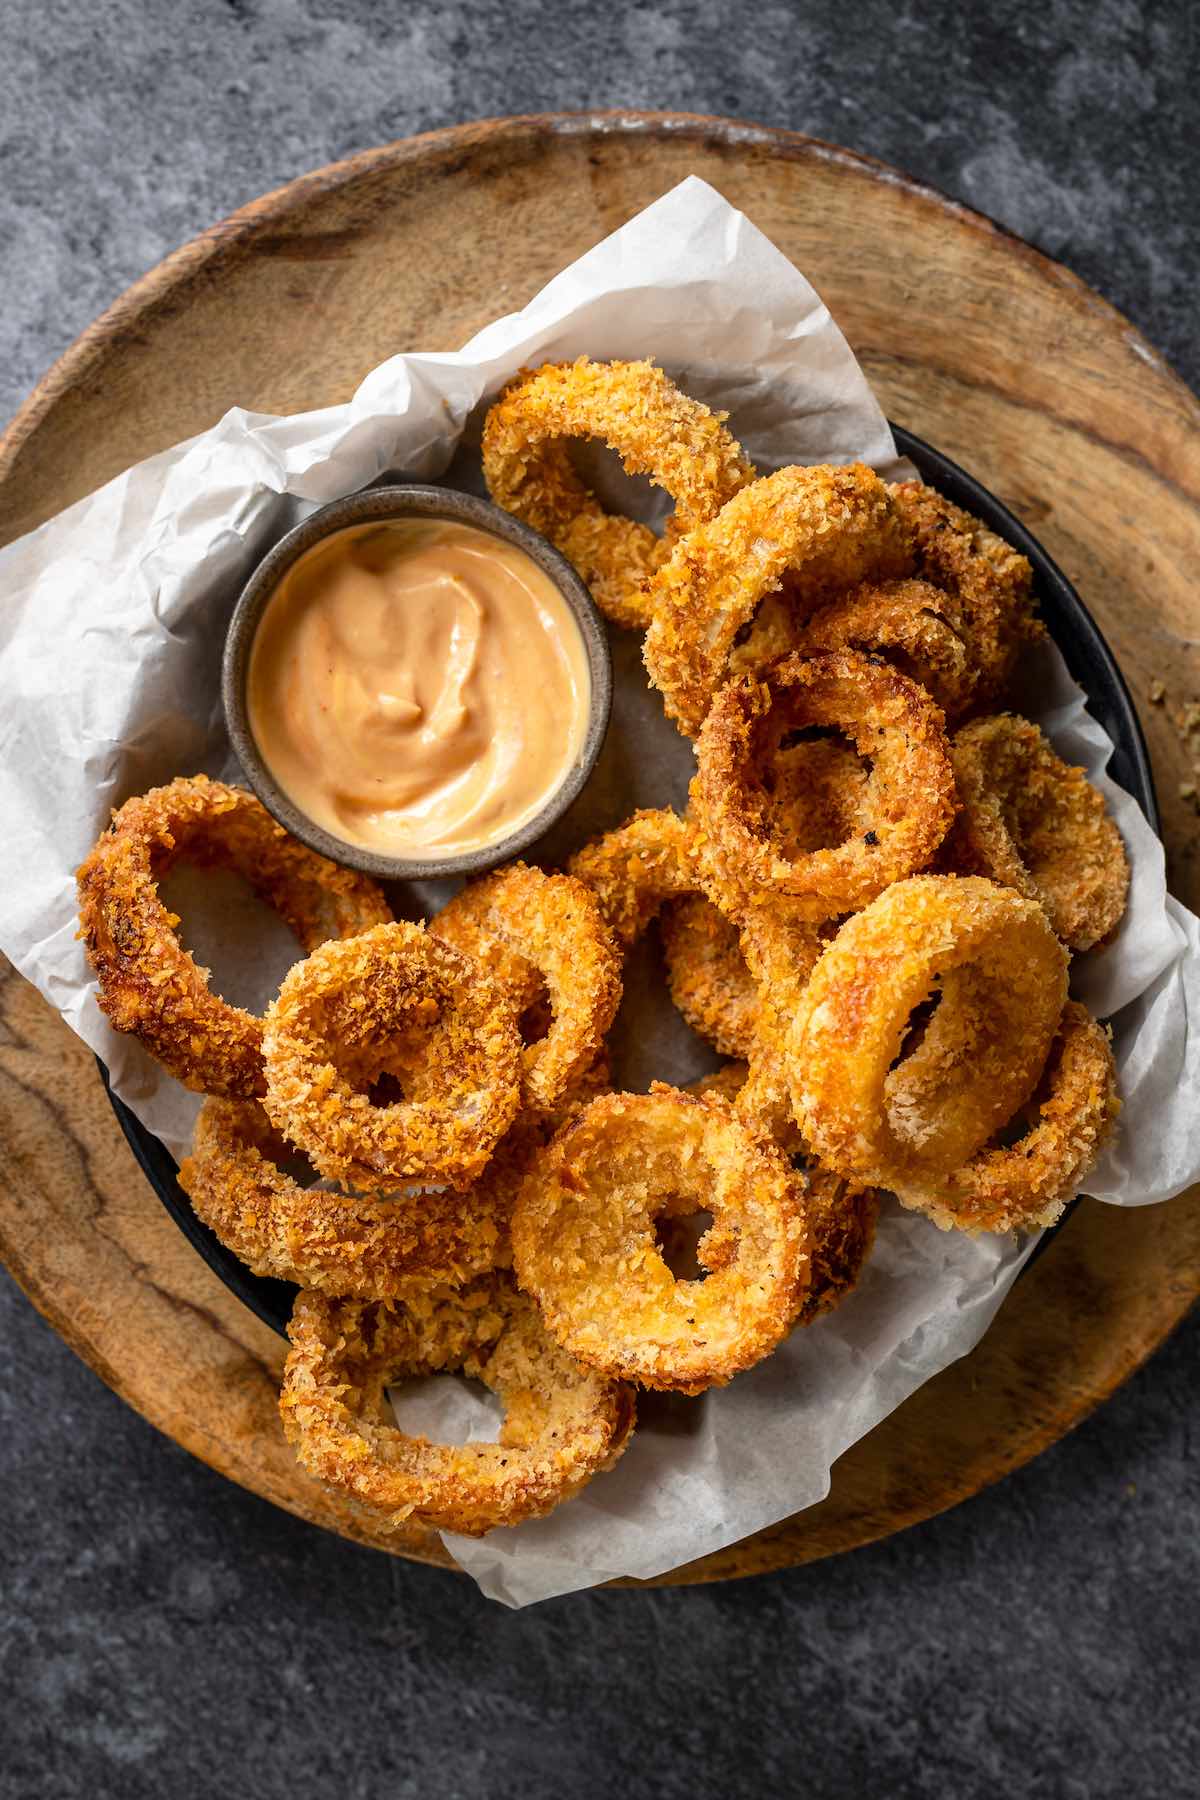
[2,112,1198,1584]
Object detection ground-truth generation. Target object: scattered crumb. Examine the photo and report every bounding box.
[1177,783,1197,806]
[1148,680,1166,704]
[1125,1481,1137,1498]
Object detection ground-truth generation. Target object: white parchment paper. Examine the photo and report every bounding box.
[1,177,1197,1607]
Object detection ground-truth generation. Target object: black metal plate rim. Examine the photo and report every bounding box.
[100,423,1159,1337]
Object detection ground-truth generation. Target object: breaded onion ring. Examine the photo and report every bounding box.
[721,1056,881,1324]
[660,894,759,1058]
[75,775,391,1099]
[642,463,915,735]
[788,876,1068,1189]
[946,714,1129,950]
[896,1003,1118,1232]
[797,578,979,722]
[567,806,697,947]
[430,863,622,1109]
[512,1086,810,1394]
[889,481,1040,703]
[690,650,957,920]
[179,1098,525,1296]
[481,357,755,629]
[263,922,522,1191]
[280,1277,635,1535]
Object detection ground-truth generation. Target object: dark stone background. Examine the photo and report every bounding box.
[1,2,1196,1795]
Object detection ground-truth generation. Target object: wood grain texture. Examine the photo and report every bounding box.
[1,112,1197,1585]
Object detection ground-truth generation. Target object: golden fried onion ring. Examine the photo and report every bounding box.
[691,650,957,920]
[797,578,979,722]
[889,481,1040,703]
[431,863,622,1109]
[789,875,1069,1189]
[895,1002,1119,1232]
[947,714,1129,951]
[482,357,754,629]
[179,1098,526,1296]
[280,1276,635,1536]
[263,922,522,1191]
[512,1086,810,1393]
[76,774,391,1099]
[660,894,759,1059]
[643,463,915,735]
[567,806,697,947]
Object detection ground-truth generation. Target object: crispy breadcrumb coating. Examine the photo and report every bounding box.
[789,876,1068,1189]
[431,863,622,1109]
[512,1085,811,1394]
[281,1275,635,1535]
[482,357,754,629]
[896,1002,1119,1232]
[263,922,522,1191]
[75,775,390,1098]
[643,463,915,734]
[690,650,957,920]
[946,714,1129,950]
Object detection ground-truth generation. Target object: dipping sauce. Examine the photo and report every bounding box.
[246,518,591,858]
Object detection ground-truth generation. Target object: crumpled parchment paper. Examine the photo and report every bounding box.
[1,177,1196,1607]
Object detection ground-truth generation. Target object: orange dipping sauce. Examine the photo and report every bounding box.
[247,519,591,857]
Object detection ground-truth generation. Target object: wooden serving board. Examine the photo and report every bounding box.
[2,113,1198,1584]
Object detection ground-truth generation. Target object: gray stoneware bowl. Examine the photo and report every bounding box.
[222,484,613,880]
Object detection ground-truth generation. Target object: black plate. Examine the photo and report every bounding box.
[100,425,1159,1338]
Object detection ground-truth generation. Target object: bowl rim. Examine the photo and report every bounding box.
[118,424,1159,1337]
[221,483,614,880]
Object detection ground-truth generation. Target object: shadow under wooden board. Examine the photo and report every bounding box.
[1,111,1198,1586]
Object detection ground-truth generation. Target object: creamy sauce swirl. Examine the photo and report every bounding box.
[247,518,590,856]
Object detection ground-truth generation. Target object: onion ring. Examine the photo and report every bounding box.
[690,650,957,920]
[481,357,755,629]
[511,1085,810,1394]
[567,807,697,947]
[796,578,979,721]
[262,922,522,1191]
[75,774,391,1099]
[179,1098,526,1296]
[642,463,915,735]
[430,863,622,1109]
[280,1275,635,1535]
[713,1056,880,1324]
[789,875,1068,1188]
[889,481,1040,703]
[895,1002,1119,1232]
[660,894,759,1058]
[947,714,1129,950]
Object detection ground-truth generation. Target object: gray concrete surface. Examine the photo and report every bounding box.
[1,2,1197,1795]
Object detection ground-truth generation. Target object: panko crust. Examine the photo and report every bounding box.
[179,1097,537,1297]
[262,922,522,1191]
[567,807,698,947]
[796,577,980,722]
[690,650,958,921]
[642,462,916,735]
[75,774,391,1098]
[512,1086,811,1394]
[896,1002,1119,1232]
[946,714,1130,950]
[789,875,1069,1190]
[431,863,622,1109]
[888,480,1040,703]
[280,1276,635,1536]
[706,1056,881,1324]
[661,893,759,1059]
[482,357,755,629]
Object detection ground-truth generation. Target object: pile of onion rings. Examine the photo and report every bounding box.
[76,358,1132,1542]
